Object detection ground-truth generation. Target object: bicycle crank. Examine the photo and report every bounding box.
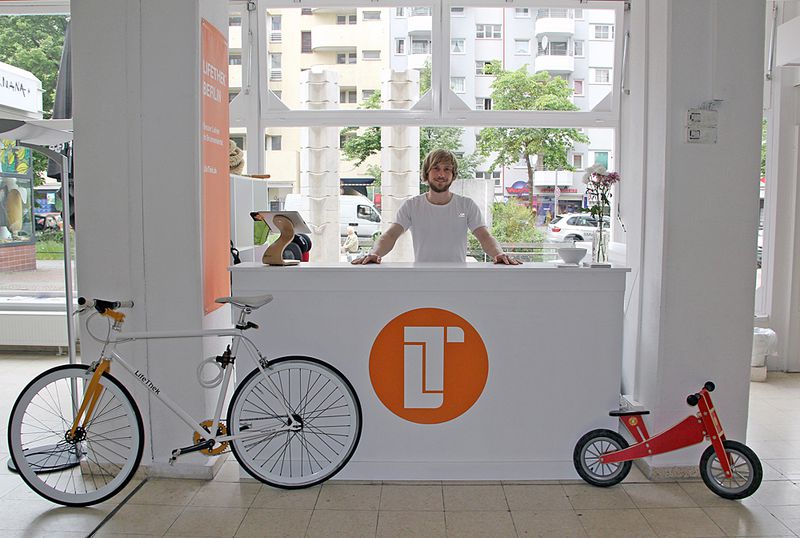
[193,420,229,456]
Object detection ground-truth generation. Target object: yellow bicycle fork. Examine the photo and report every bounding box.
[67,358,111,441]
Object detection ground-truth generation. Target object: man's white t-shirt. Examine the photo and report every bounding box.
[394,193,486,262]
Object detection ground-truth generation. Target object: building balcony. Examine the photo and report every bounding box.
[311,25,358,52]
[311,7,354,15]
[534,17,575,37]
[407,15,432,36]
[315,63,359,87]
[534,54,575,74]
[408,53,430,70]
[533,170,575,187]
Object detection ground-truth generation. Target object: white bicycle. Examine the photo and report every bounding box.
[7,295,362,506]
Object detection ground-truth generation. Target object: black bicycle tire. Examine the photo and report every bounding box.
[227,355,362,489]
[573,428,632,487]
[8,364,145,507]
[699,440,762,499]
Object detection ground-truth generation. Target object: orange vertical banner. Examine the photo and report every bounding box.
[201,19,231,314]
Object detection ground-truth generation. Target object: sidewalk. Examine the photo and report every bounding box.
[0,260,72,293]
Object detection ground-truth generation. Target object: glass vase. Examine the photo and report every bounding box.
[592,230,609,264]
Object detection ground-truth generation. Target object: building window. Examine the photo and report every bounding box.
[475,97,492,110]
[301,8,312,15]
[451,7,465,16]
[395,38,406,55]
[229,53,242,65]
[270,15,281,43]
[574,8,584,19]
[476,24,502,39]
[337,52,357,64]
[269,53,281,81]
[340,89,357,104]
[475,60,492,75]
[451,38,465,54]
[229,16,241,26]
[412,7,432,16]
[539,41,568,56]
[396,7,407,17]
[362,89,376,101]
[514,39,530,55]
[593,151,609,168]
[574,40,584,57]
[337,14,357,25]
[573,79,584,96]
[593,24,614,40]
[301,31,312,53]
[515,7,530,18]
[476,170,501,181]
[363,11,380,21]
[450,77,465,93]
[411,39,430,55]
[267,135,282,151]
[593,68,611,84]
[362,50,381,61]
[572,153,584,170]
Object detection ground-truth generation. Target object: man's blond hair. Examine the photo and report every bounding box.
[421,149,458,183]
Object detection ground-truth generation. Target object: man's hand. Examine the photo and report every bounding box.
[493,253,522,265]
[351,253,382,265]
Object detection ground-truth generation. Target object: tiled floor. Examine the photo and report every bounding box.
[1,353,799,537]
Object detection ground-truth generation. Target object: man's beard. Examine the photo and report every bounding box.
[428,180,453,193]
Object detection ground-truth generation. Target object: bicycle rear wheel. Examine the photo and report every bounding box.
[7,365,144,506]
[227,356,362,488]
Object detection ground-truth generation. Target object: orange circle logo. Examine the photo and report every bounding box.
[369,308,488,424]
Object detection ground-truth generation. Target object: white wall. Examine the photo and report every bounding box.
[622,0,764,473]
[73,0,229,476]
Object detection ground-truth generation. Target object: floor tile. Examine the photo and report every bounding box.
[305,509,378,538]
[98,503,184,535]
[376,510,445,537]
[576,508,657,538]
[165,506,247,537]
[623,482,699,508]
[764,459,800,480]
[563,483,636,509]
[234,508,311,538]
[749,480,800,506]
[316,483,381,510]
[252,484,320,510]
[678,482,760,508]
[702,504,795,536]
[443,484,508,511]
[512,509,588,537]
[640,507,725,537]
[504,484,572,511]
[188,481,260,508]
[0,498,110,532]
[380,484,443,511]
[128,478,204,506]
[765,505,800,534]
[444,511,517,538]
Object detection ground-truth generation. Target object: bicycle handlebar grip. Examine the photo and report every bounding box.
[686,393,700,406]
[77,297,134,312]
[704,381,715,392]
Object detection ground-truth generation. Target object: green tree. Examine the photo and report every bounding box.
[340,91,382,166]
[0,15,68,182]
[477,62,588,208]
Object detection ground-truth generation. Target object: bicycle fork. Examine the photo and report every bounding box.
[66,358,111,444]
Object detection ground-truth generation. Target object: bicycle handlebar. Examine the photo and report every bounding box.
[78,297,134,313]
[686,380,716,406]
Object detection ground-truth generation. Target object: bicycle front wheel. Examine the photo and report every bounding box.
[227,356,362,488]
[7,365,144,506]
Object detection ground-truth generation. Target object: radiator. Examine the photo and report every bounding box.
[0,310,68,347]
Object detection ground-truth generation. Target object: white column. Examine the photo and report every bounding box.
[381,69,420,262]
[621,0,765,476]
[300,67,340,262]
[72,0,229,477]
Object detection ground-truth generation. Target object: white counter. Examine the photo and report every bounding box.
[231,262,629,480]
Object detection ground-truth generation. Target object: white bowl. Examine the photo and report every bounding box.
[558,247,587,265]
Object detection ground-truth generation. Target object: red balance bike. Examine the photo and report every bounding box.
[573,381,762,499]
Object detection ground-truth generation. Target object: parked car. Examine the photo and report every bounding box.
[547,213,610,242]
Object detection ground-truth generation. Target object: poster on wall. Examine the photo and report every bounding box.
[201,19,231,314]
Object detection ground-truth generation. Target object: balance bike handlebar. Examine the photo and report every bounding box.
[686,381,715,406]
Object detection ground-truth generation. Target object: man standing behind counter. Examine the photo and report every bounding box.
[352,149,521,265]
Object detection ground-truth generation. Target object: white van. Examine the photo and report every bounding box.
[283,193,382,238]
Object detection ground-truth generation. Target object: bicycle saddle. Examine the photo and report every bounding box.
[215,294,274,309]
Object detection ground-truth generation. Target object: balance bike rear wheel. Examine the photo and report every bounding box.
[573,429,632,487]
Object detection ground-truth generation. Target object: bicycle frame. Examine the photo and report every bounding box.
[73,323,296,452]
[599,388,734,478]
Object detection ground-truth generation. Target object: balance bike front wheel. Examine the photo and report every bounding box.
[573,429,632,487]
[699,440,762,499]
